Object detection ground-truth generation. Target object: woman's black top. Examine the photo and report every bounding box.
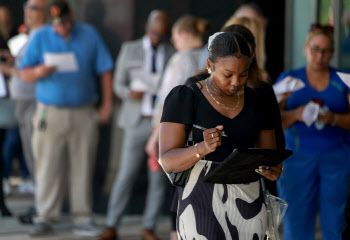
[186,74,285,150]
[255,81,285,149]
[161,83,274,162]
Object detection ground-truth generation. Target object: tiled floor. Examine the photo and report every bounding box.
[0,194,171,240]
[1,193,322,240]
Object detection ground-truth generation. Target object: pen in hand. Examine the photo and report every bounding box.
[193,124,228,137]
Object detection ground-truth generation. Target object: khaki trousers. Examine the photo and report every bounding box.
[32,103,98,223]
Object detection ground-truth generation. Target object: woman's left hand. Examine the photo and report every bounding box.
[318,110,335,125]
[255,164,283,181]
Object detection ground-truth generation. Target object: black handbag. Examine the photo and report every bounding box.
[158,84,196,187]
[158,127,194,188]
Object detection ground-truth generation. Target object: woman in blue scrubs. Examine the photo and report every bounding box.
[275,24,350,240]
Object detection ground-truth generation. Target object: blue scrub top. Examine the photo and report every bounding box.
[20,22,114,107]
[275,67,350,153]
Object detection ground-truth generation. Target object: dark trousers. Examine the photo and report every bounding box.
[2,128,28,179]
[343,178,350,239]
[0,129,8,211]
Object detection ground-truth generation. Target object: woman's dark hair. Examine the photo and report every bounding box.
[221,24,256,52]
[208,32,252,63]
[221,24,264,87]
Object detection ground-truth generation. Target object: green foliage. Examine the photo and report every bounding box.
[319,0,331,24]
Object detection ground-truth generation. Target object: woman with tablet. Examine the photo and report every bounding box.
[159,31,283,239]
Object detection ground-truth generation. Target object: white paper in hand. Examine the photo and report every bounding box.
[0,73,7,98]
[130,78,149,92]
[273,76,305,103]
[302,101,320,127]
[337,72,350,88]
[44,52,79,72]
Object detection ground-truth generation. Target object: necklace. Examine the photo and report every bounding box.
[205,78,240,111]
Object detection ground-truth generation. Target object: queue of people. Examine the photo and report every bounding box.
[1,1,350,240]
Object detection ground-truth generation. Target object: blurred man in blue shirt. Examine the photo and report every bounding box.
[20,0,113,237]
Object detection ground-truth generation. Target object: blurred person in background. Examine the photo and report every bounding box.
[0,6,15,41]
[99,10,174,240]
[146,14,209,172]
[145,14,209,240]
[0,0,49,224]
[275,24,350,240]
[20,0,113,236]
[0,4,17,218]
[197,2,267,71]
[0,36,13,217]
[223,16,268,82]
[232,3,267,30]
[342,8,350,240]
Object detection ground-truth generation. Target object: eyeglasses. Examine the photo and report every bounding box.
[23,2,42,11]
[310,23,334,34]
[308,45,333,56]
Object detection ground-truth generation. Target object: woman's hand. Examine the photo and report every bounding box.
[145,127,160,157]
[295,105,305,122]
[279,92,292,111]
[318,110,336,125]
[202,125,224,153]
[255,163,283,181]
[281,104,306,128]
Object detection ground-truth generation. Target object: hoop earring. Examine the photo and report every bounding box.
[207,67,212,74]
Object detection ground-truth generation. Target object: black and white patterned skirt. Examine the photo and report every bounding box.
[176,160,267,240]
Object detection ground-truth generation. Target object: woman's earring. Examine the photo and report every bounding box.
[207,67,212,74]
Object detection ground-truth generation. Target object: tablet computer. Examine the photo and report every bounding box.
[203,148,293,184]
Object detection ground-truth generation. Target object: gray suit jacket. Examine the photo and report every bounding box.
[113,38,175,128]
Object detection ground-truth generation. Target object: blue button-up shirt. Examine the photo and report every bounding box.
[20,22,113,107]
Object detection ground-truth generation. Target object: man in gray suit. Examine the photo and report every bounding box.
[99,10,175,240]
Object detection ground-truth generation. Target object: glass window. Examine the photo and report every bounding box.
[340,0,350,70]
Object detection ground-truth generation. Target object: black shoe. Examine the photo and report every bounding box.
[17,206,36,224]
[0,205,12,217]
[18,213,33,224]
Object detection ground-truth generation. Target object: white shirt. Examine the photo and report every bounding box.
[140,36,166,116]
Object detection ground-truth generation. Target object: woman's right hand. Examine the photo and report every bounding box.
[202,125,223,153]
[295,105,306,122]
